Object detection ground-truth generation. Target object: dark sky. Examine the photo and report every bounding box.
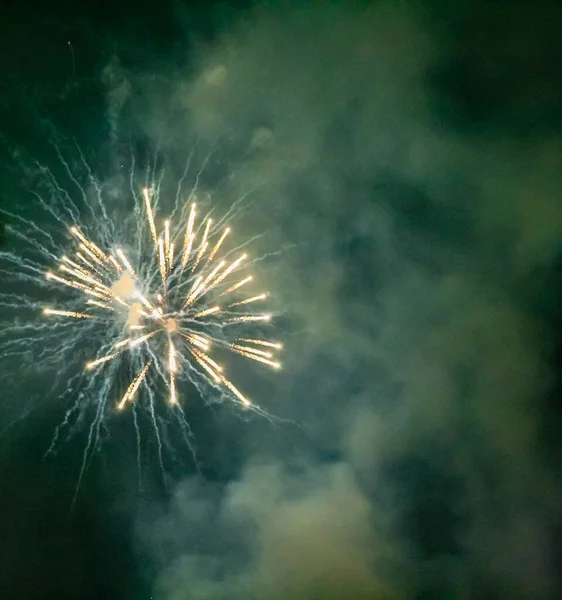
[1,1,562,599]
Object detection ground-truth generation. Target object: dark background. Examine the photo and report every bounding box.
[1,1,562,599]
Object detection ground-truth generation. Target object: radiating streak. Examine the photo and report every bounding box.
[70,227,110,264]
[229,314,271,322]
[170,373,177,405]
[186,261,225,306]
[238,338,283,349]
[164,220,170,267]
[118,360,152,409]
[219,275,252,296]
[190,332,209,345]
[43,308,93,319]
[114,338,130,349]
[194,218,212,268]
[180,332,210,350]
[206,254,247,292]
[46,271,88,292]
[76,252,102,275]
[207,227,230,265]
[169,340,177,373]
[129,325,146,330]
[135,292,156,313]
[116,248,136,277]
[60,264,108,290]
[62,256,101,282]
[158,238,167,285]
[230,343,273,358]
[190,348,221,382]
[86,353,119,369]
[84,288,110,301]
[79,243,103,266]
[183,275,203,307]
[143,188,158,246]
[109,254,123,273]
[168,242,174,271]
[193,306,220,318]
[227,293,267,308]
[181,203,196,268]
[112,295,129,308]
[219,375,251,406]
[195,350,222,373]
[129,331,157,348]
[190,241,208,274]
[229,346,281,369]
[87,299,115,311]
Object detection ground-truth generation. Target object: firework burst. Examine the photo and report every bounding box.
[0,140,283,490]
[42,187,282,413]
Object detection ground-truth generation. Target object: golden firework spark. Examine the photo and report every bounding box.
[42,188,282,411]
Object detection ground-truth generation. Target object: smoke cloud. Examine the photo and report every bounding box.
[118,1,562,598]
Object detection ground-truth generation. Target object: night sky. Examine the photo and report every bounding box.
[1,1,562,599]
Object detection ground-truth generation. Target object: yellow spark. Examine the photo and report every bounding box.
[129,325,146,330]
[181,203,196,268]
[116,248,136,277]
[118,360,152,409]
[193,306,220,318]
[86,353,119,369]
[227,293,267,308]
[219,275,253,296]
[43,308,93,319]
[143,188,158,246]
[114,339,130,349]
